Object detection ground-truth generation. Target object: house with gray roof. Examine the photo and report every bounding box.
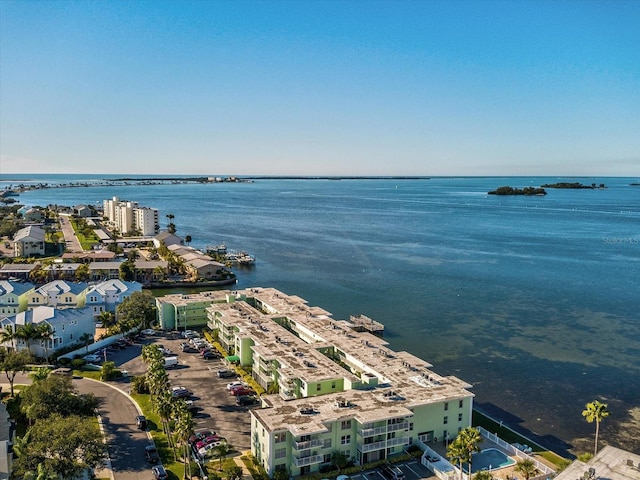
[153,231,184,248]
[0,306,95,358]
[27,280,88,309]
[0,280,35,319]
[12,225,45,257]
[81,279,142,315]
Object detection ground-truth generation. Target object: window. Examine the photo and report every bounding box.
[459,399,464,408]
[444,402,449,411]
[458,413,463,422]
[443,416,448,425]
[316,384,321,391]
[323,439,332,449]
[331,381,336,389]
[340,435,351,445]
[275,432,286,443]
[275,448,286,459]
[341,420,351,430]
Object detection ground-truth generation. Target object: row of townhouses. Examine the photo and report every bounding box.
[103,196,159,237]
[0,279,141,319]
[156,287,474,477]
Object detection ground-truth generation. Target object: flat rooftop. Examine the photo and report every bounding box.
[555,446,640,480]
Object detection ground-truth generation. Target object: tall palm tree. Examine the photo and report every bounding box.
[15,323,39,354]
[173,404,195,479]
[153,391,175,440]
[213,442,231,470]
[582,400,610,455]
[458,427,483,479]
[36,323,55,363]
[0,325,17,351]
[447,439,469,480]
[514,459,538,480]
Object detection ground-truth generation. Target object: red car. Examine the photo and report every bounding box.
[230,386,254,396]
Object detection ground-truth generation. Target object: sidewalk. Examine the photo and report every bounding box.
[233,452,254,480]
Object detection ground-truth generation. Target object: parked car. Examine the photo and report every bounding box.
[171,386,190,398]
[380,464,405,480]
[189,429,217,446]
[152,465,168,480]
[142,329,156,336]
[227,381,245,390]
[202,351,218,360]
[136,415,147,430]
[197,440,226,458]
[195,435,224,450]
[82,354,102,363]
[145,445,160,463]
[217,369,236,378]
[230,386,254,396]
[236,395,259,406]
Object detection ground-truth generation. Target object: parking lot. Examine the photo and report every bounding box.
[103,331,435,478]
[106,330,254,456]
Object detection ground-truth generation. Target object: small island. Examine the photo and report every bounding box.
[540,182,606,189]
[488,186,547,196]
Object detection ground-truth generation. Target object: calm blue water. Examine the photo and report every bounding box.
[3,174,640,454]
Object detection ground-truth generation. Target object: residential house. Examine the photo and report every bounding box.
[154,231,184,248]
[74,204,93,217]
[184,258,229,280]
[81,279,142,315]
[88,261,122,281]
[26,280,88,309]
[553,446,640,480]
[0,264,38,281]
[0,306,95,358]
[0,280,35,318]
[42,262,82,282]
[12,225,45,257]
[22,207,45,222]
[61,250,117,263]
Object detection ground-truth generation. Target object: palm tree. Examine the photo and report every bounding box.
[36,323,55,363]
[212,442,231,470]
[582,400,610,455]
[458,427,483,479]
[0,325,17,351]
[28,367,51,382]
[474,471,493,480]
[97,311,116,329]
[15,323,40,354]
[153,391,175,441]
[514,459,538,480]
[173,404,195,479]
[447,438,469,480]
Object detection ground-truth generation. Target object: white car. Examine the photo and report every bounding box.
[226,381,246,390]
[83,354,102,363]
[142,329,156,336]
[197,440,225,458]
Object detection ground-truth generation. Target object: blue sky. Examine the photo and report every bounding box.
[1,0,638,176]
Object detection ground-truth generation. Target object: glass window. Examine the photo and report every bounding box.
[443,416,448,425]
[341,420,351,430]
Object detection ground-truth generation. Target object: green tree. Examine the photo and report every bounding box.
[582,400,610,455]
[16,322,40,354]
[447,438,469,480]
[224,465,243,480]
[20,374,98,422]
[28,367,51,383]
[212,442,231,470]
[173,400,196,479]
[116,290,157,331]
[474,471,493,480]
[330,450,349,472]
[101,361,116,381]
[75,263,90,281]
[97,311,116,328]
[12,413,107,479]
[35,322,55,363]
[0,349,32,396]
[514,459,538,480]
[0,325,17,351]
[119,260,136,281]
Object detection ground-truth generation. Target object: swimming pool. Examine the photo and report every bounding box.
[470,448,516,473]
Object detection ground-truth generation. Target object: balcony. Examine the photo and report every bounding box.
[359,426,387,437]
[293,439,323,450]
[361,440,386,453]
[388,437,411,448]
[293,454,323,467]
[387,422,410,432]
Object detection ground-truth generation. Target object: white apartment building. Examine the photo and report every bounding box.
[103,196,159,236]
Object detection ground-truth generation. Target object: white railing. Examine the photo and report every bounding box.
[362,440,386,453]
[292,454,323,467]
[360,425,387,437]
[293,439,323,450]
[388,422,410,432]
[477,427,556,476]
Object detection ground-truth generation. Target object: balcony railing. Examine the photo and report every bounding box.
[293,455,323,467]
[361,440,386,453]
[387,422,410,432]
[388,437,410,447]
[359,426,387,437]
[294,439,323,450]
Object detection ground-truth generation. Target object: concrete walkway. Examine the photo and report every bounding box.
[233,451,255,480]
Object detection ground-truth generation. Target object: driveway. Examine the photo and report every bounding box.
[59,214,83,252]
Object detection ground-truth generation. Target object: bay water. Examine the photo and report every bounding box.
[4,174,640,454]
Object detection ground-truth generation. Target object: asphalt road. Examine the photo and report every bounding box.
[74,377,151,480]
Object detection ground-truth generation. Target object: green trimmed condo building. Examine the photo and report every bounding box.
[156,287,474,477]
